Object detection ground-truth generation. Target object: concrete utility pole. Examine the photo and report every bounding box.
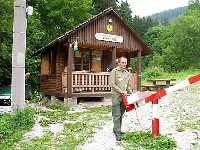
[12,0,26,110]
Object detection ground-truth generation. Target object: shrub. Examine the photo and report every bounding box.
[122,131,176,150]
[47,102,69,111]
[142,67,163,80]
[0,107,35,148]
[30,91,48,105]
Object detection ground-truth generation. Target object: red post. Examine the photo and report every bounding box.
[152,98,159,136]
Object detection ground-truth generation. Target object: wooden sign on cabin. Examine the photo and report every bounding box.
[95,33,123,43]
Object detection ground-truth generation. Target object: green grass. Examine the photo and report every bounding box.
[122,131,176,150]
[142,68,200,84]
[47,102,70,111]
[159,69,200,80]
[176,118,200,131]
[176,126,185,132]
[87,105,111,114]
[19,133,53,150]
[0,107,36,149]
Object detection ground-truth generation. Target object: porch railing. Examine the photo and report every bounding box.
[63,71,111,94]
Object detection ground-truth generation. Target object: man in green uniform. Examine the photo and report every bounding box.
[110,56,133,141]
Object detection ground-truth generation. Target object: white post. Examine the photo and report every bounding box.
[11,0,26,110]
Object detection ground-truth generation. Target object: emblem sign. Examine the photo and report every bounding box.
[106,24,113,32]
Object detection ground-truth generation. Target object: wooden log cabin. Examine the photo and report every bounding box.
[34,8,152,102]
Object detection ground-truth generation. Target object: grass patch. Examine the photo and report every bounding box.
[29,92,48,105]
[176,119,200,131]
[19,133,53,150]
[87,105,111,114]
[158,69,200,80]
[39,118,50,127]
[18,106,112,149]
[176,126,185,132]
[142,68,200,83]
[0,107,36,149]
[47,102,69,111]
[122,131,176,150]
[36,110,70,123]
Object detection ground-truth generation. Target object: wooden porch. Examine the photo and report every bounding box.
[62,71,111,97]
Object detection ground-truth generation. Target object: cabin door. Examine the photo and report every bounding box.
[91,50,102,72]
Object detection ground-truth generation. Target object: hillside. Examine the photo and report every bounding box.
[149,6,188,23]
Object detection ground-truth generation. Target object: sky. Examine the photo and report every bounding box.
[126,0,189,17]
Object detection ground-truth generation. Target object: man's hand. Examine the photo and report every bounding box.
[121,91,127,95]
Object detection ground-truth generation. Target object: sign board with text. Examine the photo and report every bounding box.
[95,33,123,43]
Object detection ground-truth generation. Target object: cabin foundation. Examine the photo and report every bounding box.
[64,97,78,107]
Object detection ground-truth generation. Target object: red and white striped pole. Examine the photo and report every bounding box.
[123,74,200,136]
[152,98,159,136]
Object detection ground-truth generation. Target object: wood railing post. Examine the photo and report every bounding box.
[67,44,72,98]
[112,47,117,69]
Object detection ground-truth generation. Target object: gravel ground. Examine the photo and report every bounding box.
[1,82,199,150]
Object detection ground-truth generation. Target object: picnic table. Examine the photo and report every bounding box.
[147,79,172,86]
[142,79,176,91]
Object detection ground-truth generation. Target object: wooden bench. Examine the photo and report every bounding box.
[147,79,172,86]
[142,78,176,91]
[141,85,167,91]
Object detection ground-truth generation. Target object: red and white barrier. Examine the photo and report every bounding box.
[122,74,200,136]
[121,91,151,112]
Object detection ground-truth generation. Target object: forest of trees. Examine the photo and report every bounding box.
[150,6,188,24]
[0,0,200,89]
[144,0,200,71]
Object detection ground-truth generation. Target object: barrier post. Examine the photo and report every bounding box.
[152,98,159,136]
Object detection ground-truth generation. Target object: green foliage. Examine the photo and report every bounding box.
[19,133,52,150]
[29,91,48,105]
[12,108,35,129]
[130,58,137,71]
[122,131,176,150]
[47,102,70,111]
[88,105,111,114]
[92,0,118,14]
[142,67,163,80]
[0,107,35,149]
[132,16,158,37]
[154,68,200,80]
[39,118,49,127]
[118,1,133,26]
[145,3,200,72]
[0,0,13,85]
[28,0,93,40]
